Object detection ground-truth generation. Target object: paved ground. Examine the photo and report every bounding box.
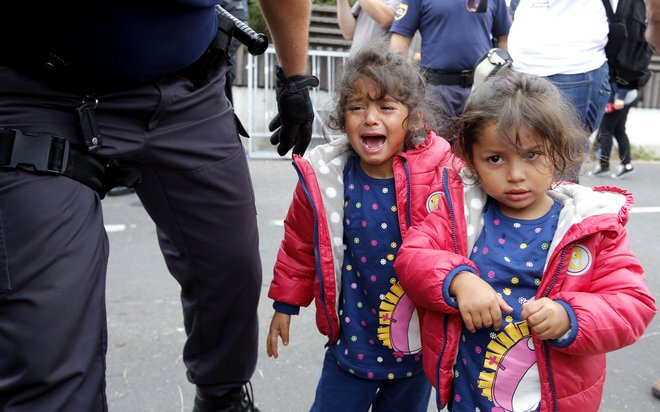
[102,158,660,412]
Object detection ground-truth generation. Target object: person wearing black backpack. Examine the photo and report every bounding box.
[593,0,653,179]
[592,84,638,178]
[601,0,653,91]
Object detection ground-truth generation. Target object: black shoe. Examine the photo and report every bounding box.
[107,186,135,196]
[192,382,259,412]
[611,163,634,179]
[653,378,660,399]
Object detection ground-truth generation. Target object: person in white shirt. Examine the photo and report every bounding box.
[336,0,401,54]
[508,0,611,136]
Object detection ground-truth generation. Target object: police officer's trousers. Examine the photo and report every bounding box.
[0,63,262,411]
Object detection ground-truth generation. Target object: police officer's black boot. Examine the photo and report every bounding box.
[107,186,135,196]
[192,382,260,412]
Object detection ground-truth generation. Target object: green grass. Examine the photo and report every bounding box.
[631,144,660,161]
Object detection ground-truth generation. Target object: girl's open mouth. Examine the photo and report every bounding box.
[361,135,386,151]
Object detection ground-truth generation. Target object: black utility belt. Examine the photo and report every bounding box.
[424,69,474,87]
[0,129,139,198]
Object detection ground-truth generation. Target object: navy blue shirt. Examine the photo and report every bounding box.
[329,155,424,381]
[2,1,218,84]
[451,199,561,412]
[390,0,511,71]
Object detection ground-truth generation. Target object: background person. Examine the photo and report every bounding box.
[336,0,401,54]
[507,0,611,183]
[592,84,638,178]
[389,0,511,117]
[507,0,611,135]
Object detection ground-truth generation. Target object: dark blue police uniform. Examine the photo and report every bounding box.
[0,2,261,410]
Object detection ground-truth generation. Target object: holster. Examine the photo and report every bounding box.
[182,11,235,88]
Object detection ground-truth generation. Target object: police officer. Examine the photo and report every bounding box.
[0,1,317,411]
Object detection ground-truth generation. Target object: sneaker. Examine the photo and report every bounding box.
[653,378,660,399]
[193,382,259,412]
[590,165,610,177]
[611,163,634,179]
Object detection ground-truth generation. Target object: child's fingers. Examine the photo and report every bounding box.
[497,294,513,313]
[276,313,291,346]
[528,318,555,340]
[472,313,484,330]
[280,323,290,347]
[522,298,556,329]
[533,322,552,340]
[521,299,541,323]
[266,330,280,359]
[466,310,490,331]
[267,312,291,359]
[462,311,477,333]
[524,299,570,340]
[489,304,504,330]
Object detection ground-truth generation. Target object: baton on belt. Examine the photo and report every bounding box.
[215,5,268,55]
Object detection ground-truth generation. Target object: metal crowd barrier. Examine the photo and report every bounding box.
[235,50,660,158]
[238,47,350,158]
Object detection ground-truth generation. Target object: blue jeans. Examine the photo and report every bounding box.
[545,61,611,133]
[309,350,432,412]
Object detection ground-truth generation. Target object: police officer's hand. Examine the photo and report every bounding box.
[269,66,319,156]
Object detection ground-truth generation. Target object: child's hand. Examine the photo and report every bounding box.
[521,297,570,341]
[267,311,291,359]
[449,271,513,333]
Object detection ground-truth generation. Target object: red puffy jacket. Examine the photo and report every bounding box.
[268,131,461,346]
[394,172,657,411]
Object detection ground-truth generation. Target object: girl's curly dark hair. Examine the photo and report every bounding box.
[326,42,442,150]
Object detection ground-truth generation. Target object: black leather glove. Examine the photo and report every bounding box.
[268,66,320,156]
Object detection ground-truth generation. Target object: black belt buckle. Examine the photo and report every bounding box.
[7,129,69,174]
[459,70,474,88]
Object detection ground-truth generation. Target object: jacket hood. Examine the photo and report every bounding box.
[549,183,633,226]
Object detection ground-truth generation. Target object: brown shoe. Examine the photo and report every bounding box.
[653,378,660,400]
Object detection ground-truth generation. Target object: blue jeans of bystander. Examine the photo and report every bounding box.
[545,61,611,133]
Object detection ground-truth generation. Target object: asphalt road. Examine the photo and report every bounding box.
[102,158,660,412]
